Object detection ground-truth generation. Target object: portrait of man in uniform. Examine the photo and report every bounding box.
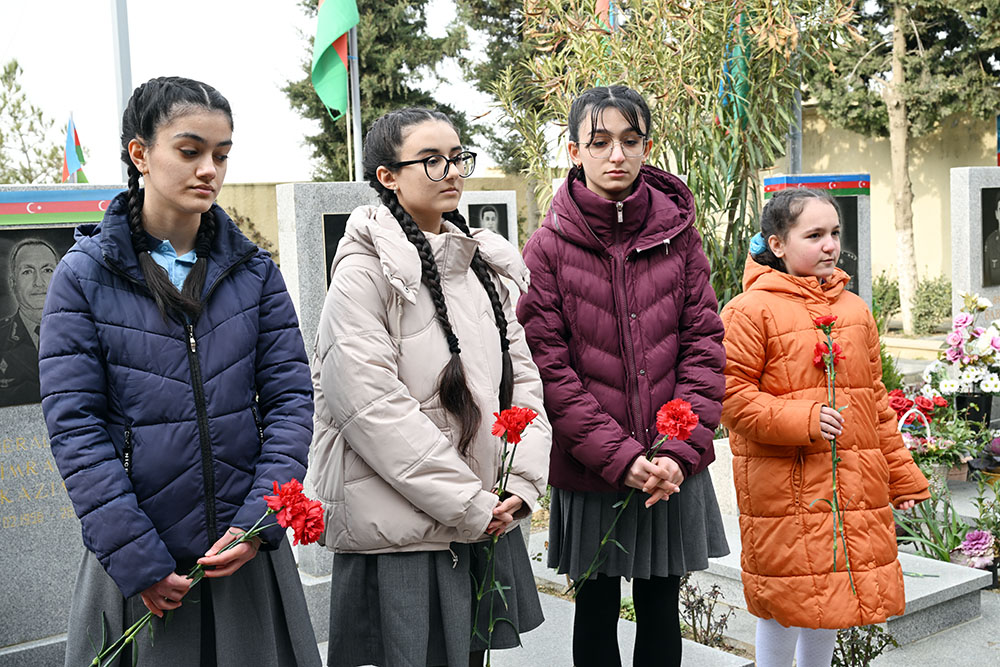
[469,203,509,240]
[0,235,66,408]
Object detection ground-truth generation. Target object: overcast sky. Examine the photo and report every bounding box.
[0,0,494,185]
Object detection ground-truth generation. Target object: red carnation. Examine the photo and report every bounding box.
[888,389,906,399]
[933,396,948,408]
[264,479,307,527]
[288,498,325,546]
[492,406,539,445]
[813,341,845,368]
[655,398,700,441]
[813,315,838,327]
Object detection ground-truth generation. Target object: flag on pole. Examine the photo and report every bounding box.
[311,0,360,121]
[62,115,88,183]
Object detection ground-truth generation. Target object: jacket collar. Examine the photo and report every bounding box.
[334,205,530,305]
[545,164,695,253]
[77,191,258,294]
[741,253,849,302]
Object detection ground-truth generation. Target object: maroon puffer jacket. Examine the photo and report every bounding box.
[517,165,725,493]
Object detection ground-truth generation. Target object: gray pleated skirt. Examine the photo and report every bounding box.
[327,526,543,667]
[63,540,322,667]
[548,467,729,581]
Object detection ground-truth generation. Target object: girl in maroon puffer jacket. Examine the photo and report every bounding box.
[517,85,729,667]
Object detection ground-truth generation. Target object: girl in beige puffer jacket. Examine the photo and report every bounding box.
[308,108,551,667]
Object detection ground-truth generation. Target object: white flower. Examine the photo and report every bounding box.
[982,375,1000,393]
[940,379,959,394]
[980,297,993,310]
[919,384,941,399]
[960,368,984,384]
[976,327,1000,355]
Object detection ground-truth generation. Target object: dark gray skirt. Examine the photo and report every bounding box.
[63,540,321,667]
[548,467,729,581]
[327,526,543,667]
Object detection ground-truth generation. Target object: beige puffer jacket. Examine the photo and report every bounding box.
[308,205,551,554]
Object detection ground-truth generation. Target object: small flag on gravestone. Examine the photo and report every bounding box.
[311,0,360,121]
[61,115,87,183]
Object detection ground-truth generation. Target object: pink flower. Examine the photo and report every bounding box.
[946,332,963,347]
[975,327,987,338]
[945,346,963,362]
[992,337,1000,351]
[954,313,974,329]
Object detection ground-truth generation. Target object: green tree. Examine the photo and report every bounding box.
[0,60,61,184]
[805,2,1000,333]
[494,0,856,306]
[285,0,470,181]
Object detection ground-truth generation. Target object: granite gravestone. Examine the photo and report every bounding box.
[276,181,378,641]
[763,173,873,308]
[950,168,1000,330]
[0,184,124,666]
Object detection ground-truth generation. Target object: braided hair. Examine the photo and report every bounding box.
[119,76,231,319]
[751,188,841,273]
[362,108,514,454]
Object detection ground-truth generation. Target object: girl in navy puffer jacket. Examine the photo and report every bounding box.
[517,86,730,667]
[39,77,320,666]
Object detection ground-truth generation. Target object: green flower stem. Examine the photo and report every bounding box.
[569,435,668,598]
[820,327,856,595]
[92,509,277,666]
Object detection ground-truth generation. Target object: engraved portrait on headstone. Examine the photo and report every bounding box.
[0,230,74,407]
[982,187,1000,287]
[834,195,859,295]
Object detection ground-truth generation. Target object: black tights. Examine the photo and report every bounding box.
[572,574,681,667]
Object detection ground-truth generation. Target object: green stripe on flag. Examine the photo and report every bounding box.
[311,0,360,121]
[0,211,103,225]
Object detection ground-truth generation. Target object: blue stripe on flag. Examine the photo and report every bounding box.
[0,189,123,204]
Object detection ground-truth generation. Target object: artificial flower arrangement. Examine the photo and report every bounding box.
[888,389,976,470]
[924,292,1000,396]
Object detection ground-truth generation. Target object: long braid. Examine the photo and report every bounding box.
[444,210,514,411]
[381,192,482,454]
[179,210,217,309]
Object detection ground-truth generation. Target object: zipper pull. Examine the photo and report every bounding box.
[616,201,624,224]
[187,324,197,353]
[664,238,671,255]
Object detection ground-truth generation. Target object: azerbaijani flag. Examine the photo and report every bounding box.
[311,0,360,121]
[62,114,88,183]
[763,174,871,199]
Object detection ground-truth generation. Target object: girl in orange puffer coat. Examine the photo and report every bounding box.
[721,189,929,667]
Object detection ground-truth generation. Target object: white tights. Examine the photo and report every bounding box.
[755,617,838,667]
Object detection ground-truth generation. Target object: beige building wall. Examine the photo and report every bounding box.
[772,107,996,280]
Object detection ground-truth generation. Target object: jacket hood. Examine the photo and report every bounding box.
[544,164,695,253]
[73,191,259,291]
[741,253,850,302]
[333,204,530,305]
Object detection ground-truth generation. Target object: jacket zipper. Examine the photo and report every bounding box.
[186,322,217,539]
[250,403,264,446]
[609,201,646,448]
[122,424,133,478]
[107,248,258,544]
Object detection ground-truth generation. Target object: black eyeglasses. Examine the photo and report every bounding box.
[386,151,477,181]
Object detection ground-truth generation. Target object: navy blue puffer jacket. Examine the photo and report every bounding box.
[39,193,313,599]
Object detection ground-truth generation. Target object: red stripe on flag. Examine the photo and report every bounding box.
[0,200,108,215]
[764,181,868,193]
[334,33,349,71]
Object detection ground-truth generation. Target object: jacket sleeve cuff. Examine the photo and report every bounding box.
[104,529,177,599]
[456,489,498,542]
[808,402,824,444]
[503,474,541,518]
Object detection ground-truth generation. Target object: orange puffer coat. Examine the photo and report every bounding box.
[721,257,929,629]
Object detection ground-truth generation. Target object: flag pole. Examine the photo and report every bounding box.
[348,25,363,182]
[111,0,133,183]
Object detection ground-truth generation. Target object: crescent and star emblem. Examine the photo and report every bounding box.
[25,202,42,213]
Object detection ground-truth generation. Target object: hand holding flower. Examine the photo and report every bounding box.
[486,495,524,536]
[642,457,684,507]
[897,499,917,511]
[819,405,845,441]
[139,572,192,618]
[198,527,261,578]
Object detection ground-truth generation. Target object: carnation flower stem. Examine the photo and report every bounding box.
[816,325,856,596]
[91,509,278,666]
[568,436,668,598]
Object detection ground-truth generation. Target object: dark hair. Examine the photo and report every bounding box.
[752,188,841,272]
[119,76,233,319]
[9,238,58,272]
[567,85,651,184]
[362,108,513,454]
